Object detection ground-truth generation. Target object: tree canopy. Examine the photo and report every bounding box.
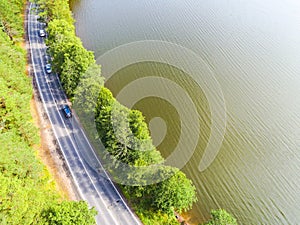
[41,201,97,225]
[202,209,238,225]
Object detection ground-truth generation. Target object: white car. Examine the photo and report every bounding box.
[39,29,46,37]
[45,64,52,74]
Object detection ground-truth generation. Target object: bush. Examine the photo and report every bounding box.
[202,209,238,225]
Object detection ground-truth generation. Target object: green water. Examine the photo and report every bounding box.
[71,0,300,224]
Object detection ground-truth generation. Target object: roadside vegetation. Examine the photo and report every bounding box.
[34,0,238,224]
[201,209,237,225]
[0,0,96,224]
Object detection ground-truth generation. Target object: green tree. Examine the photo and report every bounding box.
[73,64,103,115]
[128,110,162,166]
[124,166,197,215]
[60,44,95,97]
[144,168,197,214]
[0,173,55,225]
[73,64,103,141]
[95,87,163,167]
[36,0,74,24]
[46,19,95,97]
[202,209,238,225]
[0,0,24,42]
[41,201,97,225]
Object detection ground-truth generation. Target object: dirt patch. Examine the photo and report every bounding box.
[30,96,79,200]
[175,212,196,225]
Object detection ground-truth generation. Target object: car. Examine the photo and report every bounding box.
[45,64,52,74]
[62,105,72,118]
[39,29,45,37]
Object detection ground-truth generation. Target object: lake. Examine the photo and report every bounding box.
[70,0,300,224]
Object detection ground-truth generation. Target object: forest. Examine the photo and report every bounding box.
[0,0,96,224]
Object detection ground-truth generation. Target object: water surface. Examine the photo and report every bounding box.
[71,0,300,224]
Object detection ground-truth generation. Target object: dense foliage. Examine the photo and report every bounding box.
[36,0,95,97]
[95,87,162,167]
[41,201,97,225]
[94,87,197,216]
[46,19,95,97]
[0,1,96,224]
[0,0,24,42]
[201,209,237,225]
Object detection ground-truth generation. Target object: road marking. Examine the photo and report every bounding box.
[28,3,85,200]
[32,14,117,225]
[31,5,141,225]
[28,4,115,224]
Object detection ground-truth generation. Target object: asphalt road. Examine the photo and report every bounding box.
[27,3,142,225]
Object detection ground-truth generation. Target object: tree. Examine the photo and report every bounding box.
[60,44,95,97]
[41,201,97,225]
[73,64,103,115]
[128,110,155,153]
[46,18,95,97]
[36,0,74,24]
[125,166,197,215]
[202,209,237,225]
[95,87,163,167]
[145,169,197,214]
[46,19,78,74]
[0,0,24,42]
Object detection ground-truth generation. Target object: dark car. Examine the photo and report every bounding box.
[62,105,72,118]
[39,29,46,37]
[45,64,52,74]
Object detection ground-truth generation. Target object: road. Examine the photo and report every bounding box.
[27,3,142,225]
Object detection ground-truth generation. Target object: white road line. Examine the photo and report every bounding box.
[28,4,115,225]
[78,125,142,224]
[32,11,118,225]
[28,3,85,200]
[33,6,141,224]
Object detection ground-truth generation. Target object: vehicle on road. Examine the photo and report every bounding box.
[39,29,45,37]
[62,105,72,118]
[45,64,52,73]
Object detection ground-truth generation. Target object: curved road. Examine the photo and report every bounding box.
[27,3,142,225]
